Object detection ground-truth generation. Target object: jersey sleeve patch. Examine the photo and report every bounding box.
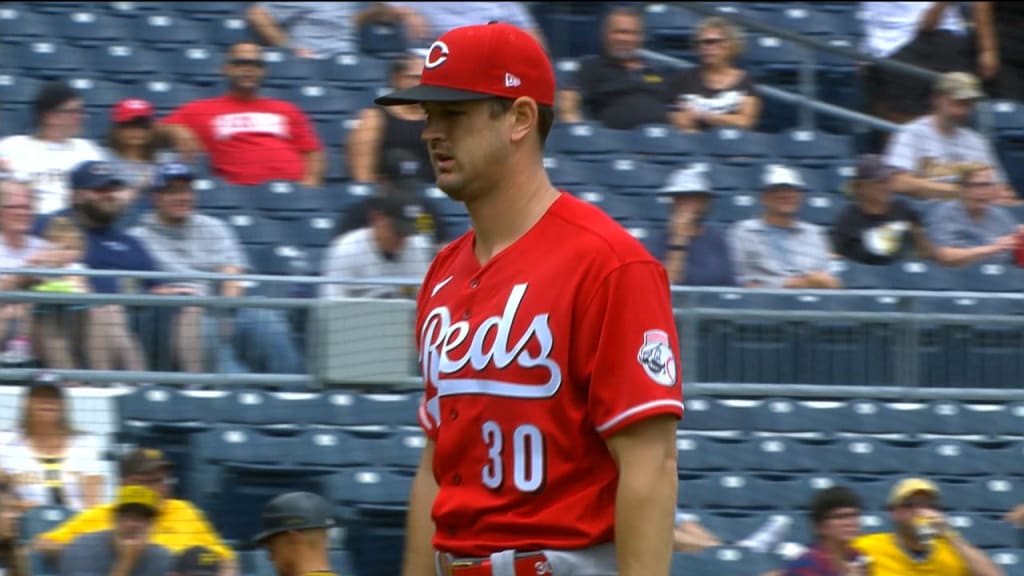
[637,329,677,387]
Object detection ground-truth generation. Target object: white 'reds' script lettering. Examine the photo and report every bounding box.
[420,283,562,401]
[212,113,291,140]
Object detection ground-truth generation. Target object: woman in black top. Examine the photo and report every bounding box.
[666,17,761,132]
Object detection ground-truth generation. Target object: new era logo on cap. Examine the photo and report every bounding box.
[505,73,521,88]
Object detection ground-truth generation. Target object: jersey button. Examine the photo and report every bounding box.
[452,474,462,485]
[448,408,458,421]
[462,310,471,320]
[469,279,479,289]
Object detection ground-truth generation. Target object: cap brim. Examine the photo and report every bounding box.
[251,521,332,545]
[375,84,496,106]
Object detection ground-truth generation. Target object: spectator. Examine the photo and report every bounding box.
[653,167,737,286]
[0,475,24,576]
[246,2,407,59]
[168,546,221,576]
[860,2,978,124]
[0,82,103,215]
[853,478,1003,576]
[666,17,761,132]
[781,486,870,576]
[831,154,945,265]
[925,164,1020,266]
[128,162,304,375]
[336,148,449,247]
[30,161,151,374]
[59,485,172,576]
[885,72,1016,202]
[986,2,1024,101]
[558,7,672,129]
[320,194,432,299]
[160,42,325,187]
[0,374,105,513]
[37,448,237,576]
[346,52,434,184]
[386,2,545,48]
[729,165,842,289]
[103,98,174,206]
[674,508,792,556]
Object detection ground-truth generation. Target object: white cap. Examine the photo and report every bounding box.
[659,167,712,196]
[762,164,806,190]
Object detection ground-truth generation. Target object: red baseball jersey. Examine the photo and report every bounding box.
[161,95,322,185]
[416,192,684,557]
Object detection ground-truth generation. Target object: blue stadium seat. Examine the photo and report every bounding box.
[261,48,325,87]
[117,384,206,430]
[594,157,670,190]
[681,396,756,434]
[212,389,319,432]
[328,468,412,517]
[776,130,854,166]
[948,513,1017,549]
[957,262,1023,293]
[643,4,699,52]
[544,155,591,187]
[847,475,896,512]
[131,12,206,49]
[706,192,758,224]
[90,44,164,83]
[22,1,83,14]
[825,438,915,475]
[734,437,821,475]
[239,550,276,576]
[289,429,388,470]
[770,7,842,37]
[830,260,884,289]
[675,435,742,472]
[15,41,91,79]
[554,58,580,90]
[382,430,426,470]
[252,181,326,213]
[575,186,640,221]
[832,399,922,436]
[688,474,798,511]
[165,46,222,85]
[202,16,254,47]
[625,124,700,162]
[882,260,954,291]
[991,550,1024,576]
[141,80,214,112]
[324,53,389,89]
[702,128,772,165]
[994,401,1024,438]
[171,1,241,21]
[0,6,55,42]
[0,73,42,106]
[288,215,338,248]
[751,398,836,436]
[359,22,407,58]
[19,505,73,543]
[225,213,289,245]
[917,400,1003,438]
[254,244,314,276]
[288,83,360,119]
[916,439,1005,477]
[67,77,128,111]
[547,122,624,160]
[311,391,420,429]
[193,178,249,211]
[745,35,805,81]
[940,477,1019,513]
[987,100,1024,139]
[707,164,758,193]
[57,10,132,47]
[797,194,842,225]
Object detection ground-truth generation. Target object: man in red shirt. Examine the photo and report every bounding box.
[376,22,684,576]
[160,42,324,187]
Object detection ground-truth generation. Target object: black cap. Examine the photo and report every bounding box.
[119,448,173,477]
[380,149,423,184]
[27,371,64,397]
[370,194,421,238]
[173,546,221,576]
[252,491,335,545]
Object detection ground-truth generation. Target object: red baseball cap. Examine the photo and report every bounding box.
[112,98,154,123]
[375,22,555,107]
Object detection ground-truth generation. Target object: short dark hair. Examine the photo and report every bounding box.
[488,98,554,147]
[33,81,80,127]
[809,486,862,526]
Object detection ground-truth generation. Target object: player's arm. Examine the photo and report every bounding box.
[606,414,679,576]
[401,437,437,576]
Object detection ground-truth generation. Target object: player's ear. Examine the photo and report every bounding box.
[508,97,538,145]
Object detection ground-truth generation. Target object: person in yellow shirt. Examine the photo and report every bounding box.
[34,448,238,576]
[852,477,1004,576]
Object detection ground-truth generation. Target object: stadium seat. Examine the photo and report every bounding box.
[824,437,915,475]
[311,391,420,430]
[139,79,213,112]
[131,12,206,49]
[832,399,922,436]
[992,549,1024,576]
[706,192,758,224]
[917,400,1005,438]
[957,262,1024,293]
[776,129,854,166]
[681,396,756,435]
[643,3,699,53]
[202,16,254,47]
[261,48,325,87]
[0,7,55,43]
[288,215,338,249]
[381,430,427,470]
[252,181,326,213]
[797,194,841,225]
[192,178,249,211]
[547,122,624,160]
[948,513,1017,549]
[15,41,91,79]
[768,6,840,36]
[254,244,314,276]
[750,398,836,436]
[90,44,164,83]
[734,436,821,474]
[543,155,591,187]
[916,439,1004,477]
[287,429,389,471]
[324,53,389,89]
[987,100,1024,139]
[702,128,773,165]
[239,550,276,576]
[594,157,671,190]
[687,474,798,511]
[164,46,222,85]
[58,10,132,47]
[225,213,289,245]
[625,124,701,162]
[0,73,42,106]
[67,77,128,111]
[939,477,1019,513]
[171,1,241,20]
[211,389,319,432]
[553,58,580,91]
[745,35,805,83]
[675,435,743,472]
[19,505,72,543]
[994,401,1024,438]
[830,260,884,289]
[882,260,954,291]
[846,475,895,512]
[328,468,412,518]
[288,83,360,119]
[358,22,407,59]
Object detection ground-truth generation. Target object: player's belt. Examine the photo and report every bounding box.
[438,551,551,576]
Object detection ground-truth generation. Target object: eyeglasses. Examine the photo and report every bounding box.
[698,37,727,47]
[825,510,861,521]
[229,58,266,67]
[55,107,86,115]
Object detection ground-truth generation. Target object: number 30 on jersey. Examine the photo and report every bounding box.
[481,421,545,492]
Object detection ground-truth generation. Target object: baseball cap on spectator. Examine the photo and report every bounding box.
[369,194,420,237]
[172,546,222,576]
[112,98,154,124]
[934,72,985,101]
[27,371,64,398]
[115,485,160,519]
[380,148,424,184]
[70,161,125,190]
[151,162,196,191]
[761,164,807,191]
[119,448,173,477]
[888,477,941,507]
[375,22,555,106]
[658,167,714,197]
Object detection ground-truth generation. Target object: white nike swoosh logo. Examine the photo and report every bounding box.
[430,275,454,297]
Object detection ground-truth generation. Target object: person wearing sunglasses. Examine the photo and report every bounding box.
[852,478,1002,576]
[160,42,324,189]
[667,17,762,133]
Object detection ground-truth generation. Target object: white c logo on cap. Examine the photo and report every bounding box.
[425,41,449,69]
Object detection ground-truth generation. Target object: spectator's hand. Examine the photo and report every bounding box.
[150,285,199,296]
[1006,505,1024,527]
[992,234,1018,254]
[978,49,1000,80]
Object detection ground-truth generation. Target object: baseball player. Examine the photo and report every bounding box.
[252,492,336,576]
[375,22,685,576]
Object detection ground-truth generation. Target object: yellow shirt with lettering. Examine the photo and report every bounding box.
[40,498,235,561]
[853,532,968,576]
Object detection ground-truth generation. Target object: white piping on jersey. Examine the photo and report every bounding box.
[420,398,439,430]
[435,377,561,399]
[430,275,454,297]
[595,400,685,433]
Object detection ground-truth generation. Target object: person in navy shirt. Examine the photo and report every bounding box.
[654,166,737,286]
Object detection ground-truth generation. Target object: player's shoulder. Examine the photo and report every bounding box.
[548,192,657,266]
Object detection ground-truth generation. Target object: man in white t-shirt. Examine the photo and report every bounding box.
[0,82,103,216]
[320,194,433,299]
[885,72,1016,202]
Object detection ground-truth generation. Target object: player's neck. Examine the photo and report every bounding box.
[466,166,559,265]
[291,551,331,576]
